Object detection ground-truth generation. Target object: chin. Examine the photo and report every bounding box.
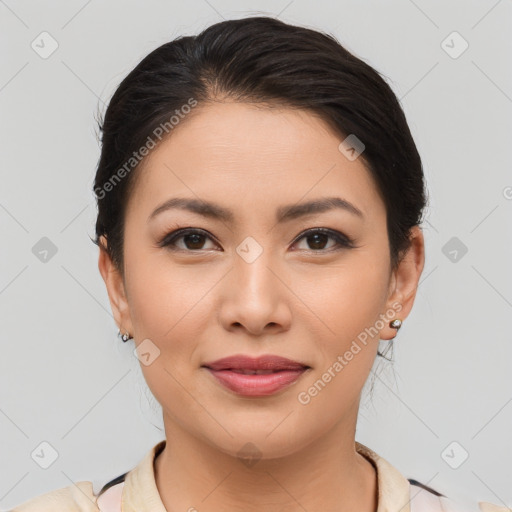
[198,418,312,462]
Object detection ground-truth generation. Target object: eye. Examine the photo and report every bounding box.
[158,227,355,253]
[291,228,354,252]
[159,228,219,252]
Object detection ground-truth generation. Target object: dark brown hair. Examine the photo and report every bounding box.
[92,16,427,343]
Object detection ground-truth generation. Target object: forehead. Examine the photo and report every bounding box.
[127,101,384,223]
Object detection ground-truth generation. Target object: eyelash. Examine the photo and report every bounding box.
[158,227,355,253]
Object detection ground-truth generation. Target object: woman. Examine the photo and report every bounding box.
[12,15,506,512]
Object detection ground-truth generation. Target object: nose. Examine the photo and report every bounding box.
[217,247,292,336]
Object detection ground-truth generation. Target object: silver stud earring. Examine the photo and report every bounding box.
[389,319,402,330]
[118,330,132,342]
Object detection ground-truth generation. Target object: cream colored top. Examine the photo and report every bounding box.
[10,440,507,512]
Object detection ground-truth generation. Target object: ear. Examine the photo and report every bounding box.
[380,225,425,340]
[97,235,134,337]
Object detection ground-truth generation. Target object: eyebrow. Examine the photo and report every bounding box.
[148,196,364,224]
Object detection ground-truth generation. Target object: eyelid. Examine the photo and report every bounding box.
[291,227,355,249]
[158,226,355,252]
[158,227,220,250]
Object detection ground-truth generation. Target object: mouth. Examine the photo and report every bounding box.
[224,369,292,375]
[201,354,311,397]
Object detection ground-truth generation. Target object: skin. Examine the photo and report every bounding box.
[98,101,425,512]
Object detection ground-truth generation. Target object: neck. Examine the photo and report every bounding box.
[154,418,378,512]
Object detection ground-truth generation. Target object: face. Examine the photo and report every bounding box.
[99,101,424,459]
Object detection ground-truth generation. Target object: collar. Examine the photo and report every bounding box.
[121,440,411,512]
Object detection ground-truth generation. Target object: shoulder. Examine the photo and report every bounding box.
[9,471,129,512]
[408,479,510,512]
[10,480,100,512]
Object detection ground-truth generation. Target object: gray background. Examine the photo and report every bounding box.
[1,0,511,510]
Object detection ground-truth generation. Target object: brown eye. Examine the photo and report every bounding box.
[159,227,354,253]
[292,228,353,252]
[159,229,218,251]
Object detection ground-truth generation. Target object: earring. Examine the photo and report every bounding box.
[389,319,402,330]
[118,329,132,342]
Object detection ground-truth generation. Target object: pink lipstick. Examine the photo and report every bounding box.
[202,354,310,397]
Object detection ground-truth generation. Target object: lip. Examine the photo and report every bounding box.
[202,354,310,397]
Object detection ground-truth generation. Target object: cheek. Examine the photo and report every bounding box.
[298,251,390,343]
[296,250,390,394]
[126,258,210,418]
[294,271,386,424]
[124,243,210,338]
